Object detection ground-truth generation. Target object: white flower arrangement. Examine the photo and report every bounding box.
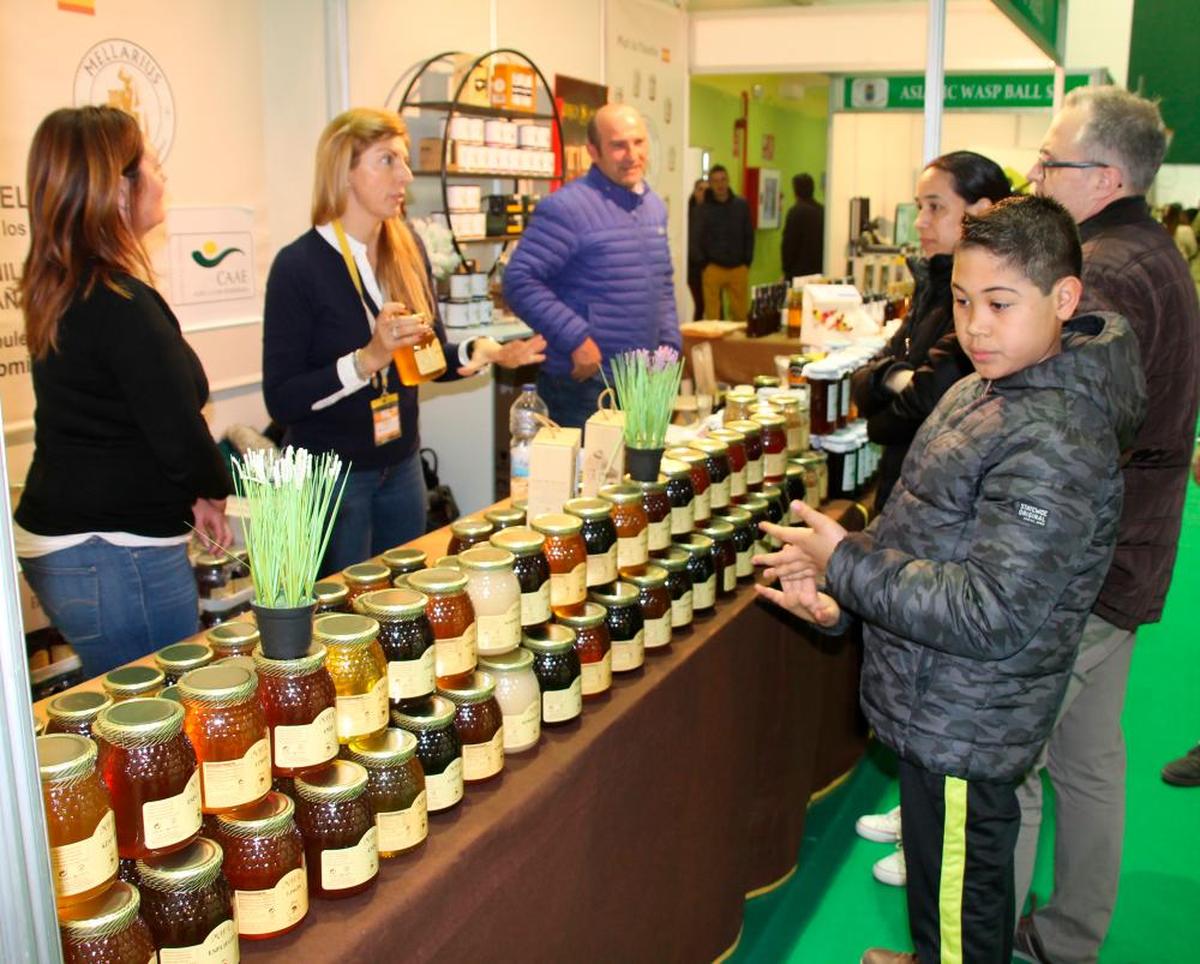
[411,216,462,280]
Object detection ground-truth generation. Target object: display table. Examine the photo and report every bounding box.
[34,500,870,963]
[683,329,804,387]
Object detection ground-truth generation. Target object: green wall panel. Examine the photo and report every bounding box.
[1128,0,1200,164]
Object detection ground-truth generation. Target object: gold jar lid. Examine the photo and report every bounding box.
[658,457,690,480]
[46,690,112,724]
[437,670,497,705]
[654,546,689,572]
[154,643,214,676]
[741,494,770,516]
[205,621,260,653]
[313,612,380,648]
[58,881,141,940]
[563,497,612,521]
[450,517,494,540]
[715,505,752,529]
[489,526,546,556]
[725,419,763,438]
[753,375,781,389]
[252,642,328,678]
[37,733,97,783]
[102,665,164,698]
[194,552,227,569]
[697,518,735,543]
[478,647,535,674]
[762,483,784,501]
[354,588,428,620]
[531,513,582,536]
[689,437,729,458]
[94,698,184,747]
[432,555,463,571]
[785,462,806,480]
[159,685,182,704]
[484,506,525,529]
[623,564,668,589]
[380,547,426,573]
[673,532,715,556]
[750,411,786,429]
[214,791,295,838]
[346,728,418,769]
[587,581,639,608]
[178,665,258,707]
[407,567,469,596]
[392,694,456,731]
[554,601,607,629]
[313,581,350,607]
[709,427,745,447]
[598,482,643,506]
[728,385,756,398]
[293,759,368,803]
[136,837,224,893]
[522,623,577,655]
[459,546,516,572]
[664,446,705,467]
[342,562,391,587]
[630,478,666,495]
[770,394,802,412]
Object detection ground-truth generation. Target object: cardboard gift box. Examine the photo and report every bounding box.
[580,409,625,497]
[526,425,581,520]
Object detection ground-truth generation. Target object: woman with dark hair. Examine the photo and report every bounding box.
[15,106,233,678]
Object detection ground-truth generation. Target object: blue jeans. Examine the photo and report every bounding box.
[321,452,427,577]
[536,371,606,430]
[20,538,199,679]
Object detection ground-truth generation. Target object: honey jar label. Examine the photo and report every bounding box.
[235,866,308,937]
[521,582,552,626]
[426,758,464,812]
[142,769,202,850]
[376,790,428,852]
[736,548,753,578]
[730,469,748,498]
[694,574,717,610]
[617,530,649,569]
[388,647,436,701]
[764,451,786,480]
[694,488,711,521]
[201,736,272,810]
[586,546,618,587]
[477,601,521,655]
[670,504,694,536]
[722,564,737,594]
[336,675,389,742]
[157,917,238,964]
[272,707,338,769]
[542,676,583,722]
[648,517,671,552]
[413,339,445,376]
[747,457,764,486]
[710,478,731,510]
[503,700,541,750]
[434,623,477,677]
[550,562,586,608]
[320,825,378,892]
[611,629,645,673]
[51,809,117,898]
[671,590,694,628]
[581,651,612,695]
[786,427,803,452]
[644,613,671,650]
[462,727,505,781]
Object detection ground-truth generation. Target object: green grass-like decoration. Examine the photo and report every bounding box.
[605,347,684,449]
[232,446,348,608]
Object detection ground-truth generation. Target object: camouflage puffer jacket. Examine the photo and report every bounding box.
[827,312,1146,781]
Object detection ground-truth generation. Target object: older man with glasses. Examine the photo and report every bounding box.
[1014,86,1200,964]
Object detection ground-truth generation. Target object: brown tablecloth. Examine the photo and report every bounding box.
[684,330,806,387]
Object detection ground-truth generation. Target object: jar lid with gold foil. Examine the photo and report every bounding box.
[102,665,164,699]
[653,546,689,573]
[313,581,350,608]
[178,665,258,707]
[785,462,806,479]
[770,393,803,412]
[664,446,705,466]
[715,505,753,529]
[710,427,745,446]
[630,478,666,495]
[407,567,469,596]
[554,601,607,629]
[484,505,525,529]
[94,697,184,747]
[490,526,546,556]
[154,642,214,677]
[697,518,735,543]
[690,437,729,458]
[293,759,369,803]
[624,564,669,589]
[741,494,770,518]
[214,791,295,838]
[658,457,690,480]
[391,695,456,732]
[342,562,390,587]
[459,546,515,572]
[432,555,463,571]
[353,588,429,620]
[160,685,182,703]
[753,375,781,389]
[449,517,494,540]
[380,547,426,574]
[598,482,643,506]
[46,690,112,725]
[725,419,763,438]
[522,623,576,655]
[58,880,142,939]
[587,581,639,608]
[531,512,582,536]
[136,837,224,893]
[37,733,97,783]
[205,621,260,655]
[437,671,496,705]
[563,497,612,520]
[673,532,715,556]
[313,612,381,648]
[346,728,418,769]
[253,642,328,678]
[194,552,227,569]
[751,411,786,429]
[478,647,535,674]
[762,483,784,501]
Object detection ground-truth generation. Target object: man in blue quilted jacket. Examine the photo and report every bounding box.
[503,103,681,428]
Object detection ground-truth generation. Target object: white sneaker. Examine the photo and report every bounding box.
[873,844,907,887]
[855,804,902,843]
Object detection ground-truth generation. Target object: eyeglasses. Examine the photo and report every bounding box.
[1036,158,1111,176]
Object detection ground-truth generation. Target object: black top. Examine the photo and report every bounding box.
[16,274,232,538]
[699,194,754,269]
[262,228,463,472]
[781,198,824,278]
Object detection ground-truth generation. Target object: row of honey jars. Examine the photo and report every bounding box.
[490,527,552,628]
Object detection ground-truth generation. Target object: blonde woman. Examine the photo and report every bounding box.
[15,106,232,677]
[263,108,543,574]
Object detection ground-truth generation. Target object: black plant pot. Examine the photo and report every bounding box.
[625,446,665,482]
[252,601,316,660]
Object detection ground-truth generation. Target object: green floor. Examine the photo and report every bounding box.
[731,477,1200,963]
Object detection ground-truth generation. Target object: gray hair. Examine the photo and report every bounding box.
[1064,85,1169,194]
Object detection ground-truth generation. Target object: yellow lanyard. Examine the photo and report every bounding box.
[332,219,388,393]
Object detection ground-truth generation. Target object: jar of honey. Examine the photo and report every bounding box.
[522,624,583,725]
[715,505,756,580]
[459,547,522,657]
[784,462,808,521]
[205,621,260,661]
[688,438,732,511]
[770,392,810,455]
[709,427,748,501]
[723,387,756,423]
[588,582,645,673]
[437,671,504,783]
[391,696,463,813]
[741,494,771,555]
[754,374,781,390]
[655,548,694,629]
[292,760,379,899]
[554,602,611,698]
[102,666,164,703]
[136,837,237,960]
[665,447,711,524]
[312,581,351,615]
[760,483,787,547]
[484,505,525,530]
[193,552,229,599]
[726,420,764,491]
[673,533,717,614]
[58,881,155,964]
[632,479,672,556]
[789,454,822,510]
[477,649,541,753]
[394,326,447,387]
[353,588,436,709]
[660,457,695,537]
[406,568,478,680]
[313,613,390,744]
[341,561,392,603]
[380,547,426,582]
[564,497,618,587]
[599,482,650,571]
[178,664,272,814]
[210,791,307,940]
[446,516,494,556]
[154,643,214,686]
[37,734,118,907]
[253,643,338,778]
[752,411,788,483]
[45,691,113,739]
[697,518,738,597]
[345,728,428,857]
[489,527,552,628]
[531,513,587,615]
[624,565,672,650]
[94,698,201,860]
[803,358,839,435]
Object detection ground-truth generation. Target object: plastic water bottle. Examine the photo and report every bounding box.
[509,383,548,501]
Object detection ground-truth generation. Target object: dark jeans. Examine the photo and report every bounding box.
[321,451,427,576]
[535,371,606,430]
